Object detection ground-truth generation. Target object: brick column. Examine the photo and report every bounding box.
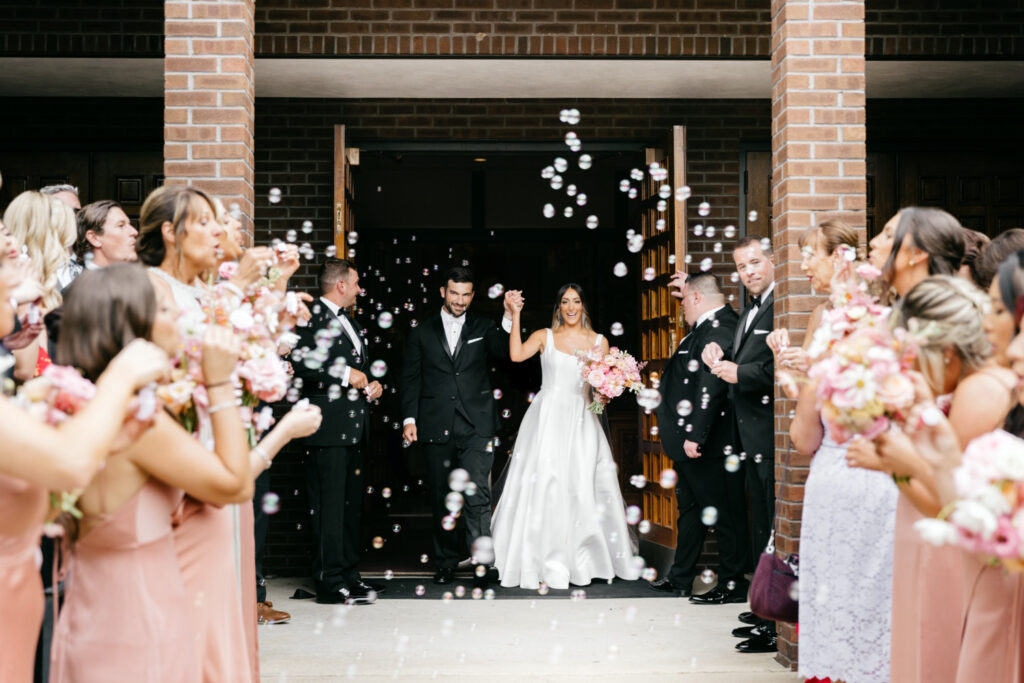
[769,0,867,669]
[164,0,255,244]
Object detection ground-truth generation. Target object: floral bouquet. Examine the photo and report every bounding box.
[577,346,646,414]
[806,261,891,362]
[807,322,919,444]
[915,429,1024,572]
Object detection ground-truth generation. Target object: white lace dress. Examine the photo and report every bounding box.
[797,425,899,683]
[491,329,641,589]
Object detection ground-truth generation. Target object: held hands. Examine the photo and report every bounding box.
[200,326,242,387]
[504,290,524,316]
[402,422,418,444]
[348,367,369,390]
[683,439,701,459]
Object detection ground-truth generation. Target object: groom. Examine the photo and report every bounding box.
[400,267,515,585]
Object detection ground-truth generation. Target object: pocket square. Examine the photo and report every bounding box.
[677,349,689,354]
[466,337,483,344]
[753,329,769,335]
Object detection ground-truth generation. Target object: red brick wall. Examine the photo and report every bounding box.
[1,1,1021,58]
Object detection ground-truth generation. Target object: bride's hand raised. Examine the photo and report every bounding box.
[504,290,524,315]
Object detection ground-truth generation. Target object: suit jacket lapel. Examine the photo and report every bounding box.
[452,316,471,361]
[432,315,453,361]
[735,291,774,354]
[733,308,748,352]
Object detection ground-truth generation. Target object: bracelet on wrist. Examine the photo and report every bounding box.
[208,400,239,415]
[254,445,271,470]
[206,379,232,389]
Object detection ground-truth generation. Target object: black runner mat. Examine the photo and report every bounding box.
[290,576,689,600]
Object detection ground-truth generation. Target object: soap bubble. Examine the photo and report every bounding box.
[724,225,737,238]
[501,409,511,419]
[676,399,693,416]
[687,359,699,372]
[261,492,281,514]
[325,245,336,257]
[636,388,662,410]
[550,175,563,190]
[301,220,313,234]
[693,225,704,237]
[415,585,426,596]
[706,225,716,238]
[656,218,667,231]
[448,468,469,492]
[627,234,644,253]
[578,154,592,169]
[698,202,710,217]
[327,384,341,401]
[724,454,741,472]
[699,257,713,272]
[377,312,393,329]
[701,506,718,525]
[659,469,678,488]
[372,536,384,549]
[619,179,631,193]
[541,165,555,179]
[268,187,282,203]
[630,474,647,488]
[658,184,672,199]
[543,203,555,219]
[441,515,456,531]
[642,267,656,281]
[613,262,628,277]
[382,487,392,499]
[392,524,402,534]
[789,580,800,601]
[713,242,723,253]
[748,210,759,222]
[675,185,692,201]
[346,388,360,401]
[610,322,624,336]
[586,215,599,229]
[347,230,359,244]
[638,520,652,534]
[700,569,716,584]
[471,536,495,565]
[487,284,505,299]
[625,505,642,525]
[554,157,568,173]
[370,360,387,377]
[566,183,577,197]
[563,206,574,218]
[630,168,644,181]
[576,193,588,207]
[628,187,638,199]
[493,388,503,399]
[285,229,297,243]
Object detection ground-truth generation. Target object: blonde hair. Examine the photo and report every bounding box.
[799,219,863,260]
[892,275,990,394]
[3,190,76,308]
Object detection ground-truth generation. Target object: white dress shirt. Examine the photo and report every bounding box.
[319,296,362,387]
[744,281,775,333]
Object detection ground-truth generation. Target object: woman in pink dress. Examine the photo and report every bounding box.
[50,264,255,682]
[0,246,170,682]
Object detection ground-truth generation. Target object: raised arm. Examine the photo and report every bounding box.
[247,402,322,477]
[508,293,545,362]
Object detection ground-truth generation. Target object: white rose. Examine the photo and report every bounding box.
[994,447,1024,481]
[950,499,999,538]
[230,304,255,331]
[913,518,958,547]
[968,484,1012,516]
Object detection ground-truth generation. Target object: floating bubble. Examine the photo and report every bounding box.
[627,234,644,253]
[566,183,577,197]
[641,567,657,582]
[656,218,666,231]
[586,215,599,229]
[612,262,628,278]
[570,589,587,601]
[576,193,588,207]
[527,392,536,402]
[378,311,394,329]
[658,184,672,200]
[675,185,692,202]
[676,399,693,417]
[788,580,800,601]
[554,157,568,173]
[229,202,242,219]
[725,454,741,472]
[700,569,716,584]
[748,210,759,222]
[448,468,470,492]
[628,187,638,199]
[372,536,384,549]
[492,388,503,400]
[697,201,711,217]
[502,409,511,419]
[541,165,555,179]
[659,469,678,488]
[706,225,716,238]
[261,492,281,514]
[730,272,740,283]
[285,229,297,243]
[550,175,563,190]
[638,520,652,534]
[636,388,662,411]
[625,505,642,525]
[701,506,718,526]
[327,384,342,401]
[761,395,770,405]
[578,154,592,170]
[471,587,483,600]
[325,245,336,257]
[543,203,555,219]
[699,257,713,272]
[538,583,550,596]
[442,591,454,602]
[487,284,505,299]
[630,168,644,181]
[392,524,402,534]
[347,230,359,245]
[642,267,656,281]
[630,474,647,488]
[610,322,624,336]
[713,242,722,253]
[619,179,631,193]
[693,224,704,237]
[687,359,700,372]
[724,225,737,238]
[441,515,456,531]
[420,554,430,564]
[563,206,574,218]
[471,536,495,565]
[415,584,426,596]
[382,487,392,499]
[566,108,580,125]
[268,187,282,203]
[753,453,764,464]
[484,588,496,600]
[370,360,387,378]
[564,131,578,145]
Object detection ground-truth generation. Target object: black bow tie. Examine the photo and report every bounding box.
[748,294,760,308]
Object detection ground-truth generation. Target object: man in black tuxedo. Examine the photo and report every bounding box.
[291,258,384,605]
[702,235,777,653]
[649,272,748,600]
[400,267,514,585]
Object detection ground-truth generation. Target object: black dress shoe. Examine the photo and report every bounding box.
[315,585,375,605]
[737,611,759,625]
[736,631,777,653]
[688,586,747,605]
[648,579,691,597]
[355,580,386,594]
[433,568,454,585]
[732,625,765,638]
[473,566,499,588]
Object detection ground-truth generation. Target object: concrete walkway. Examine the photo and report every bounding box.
[259,578,800,681]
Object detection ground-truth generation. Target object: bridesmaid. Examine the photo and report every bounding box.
[50,264,253,682]
[0,256,170,682]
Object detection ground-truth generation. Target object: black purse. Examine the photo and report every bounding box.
[749,530,800,623]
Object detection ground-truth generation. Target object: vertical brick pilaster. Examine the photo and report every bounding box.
[164,0,255,244]
[769,0,866,669]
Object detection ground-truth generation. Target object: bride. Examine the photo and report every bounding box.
[491,283,641,589]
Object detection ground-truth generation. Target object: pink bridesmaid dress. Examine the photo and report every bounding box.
[172,497,252,683]
[956,556,1024,682]
[239,500,260,682]
[889,495,963,683]
[0,474,47,683]
[50,478,197,682]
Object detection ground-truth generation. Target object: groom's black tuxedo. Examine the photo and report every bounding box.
[400,310,510,571]
[289,301,371,596]
[656,305,748,590]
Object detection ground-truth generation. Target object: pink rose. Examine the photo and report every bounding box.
[238,356,289,402]
[218,261,239,281]
[876,372,914,411]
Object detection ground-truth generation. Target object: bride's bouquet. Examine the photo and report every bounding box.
[915,429,1024,572]
[577,346,646,414]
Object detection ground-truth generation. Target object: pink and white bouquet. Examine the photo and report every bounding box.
[915,429,1024,572]
[15,364,96,426]
[577,346,646,414]
[806,261,891,362]
[807,322,919,444]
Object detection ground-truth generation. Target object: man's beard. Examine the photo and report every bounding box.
[443,302,467,318]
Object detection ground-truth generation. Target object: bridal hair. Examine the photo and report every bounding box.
[882,207,965,285]
[892,275,990,394]
[976,229,1024,290]
[136,186,217,267]
[799,219,863,260]
[3,190,77,309]
[960,228,990,285]
[551,282,593,331]
[58,264,156,382]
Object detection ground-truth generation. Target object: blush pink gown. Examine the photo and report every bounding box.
[0,474,47,683]
[50,478,197,682]
[955,556,1024,682]
[889,495,963,682]
[172,497,252,683]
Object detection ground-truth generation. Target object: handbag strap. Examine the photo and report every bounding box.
[763,528,775,554]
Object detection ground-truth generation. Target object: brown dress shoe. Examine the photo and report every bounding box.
[257,601,291,625]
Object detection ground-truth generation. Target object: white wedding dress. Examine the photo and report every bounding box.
[492,329,641,589]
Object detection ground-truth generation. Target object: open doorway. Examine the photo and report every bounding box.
[346,145,648,573]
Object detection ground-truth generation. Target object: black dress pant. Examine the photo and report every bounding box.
[304,445,364,594]
[253,468,270,603]
[422,411,493,570]
[666,455,749,591]
[746,449,777,634]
